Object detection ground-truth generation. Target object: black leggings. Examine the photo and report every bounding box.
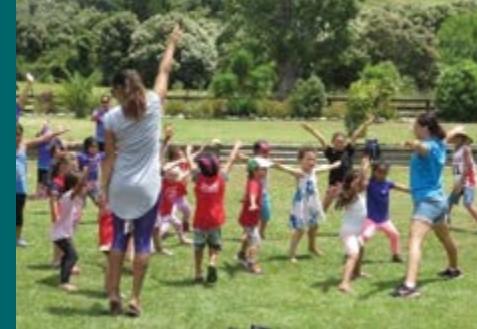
[54,239,79,284]
[16,194,26,227]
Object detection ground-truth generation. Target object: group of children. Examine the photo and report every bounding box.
[16,109,477,294]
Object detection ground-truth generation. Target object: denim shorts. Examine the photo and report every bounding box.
[260,192,272,222]
[448,187,475,207]
[193,228,222,251]
[413,198,448,225]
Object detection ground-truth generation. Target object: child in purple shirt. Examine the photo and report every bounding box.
[361,161,409,263]
[77,137,105,206]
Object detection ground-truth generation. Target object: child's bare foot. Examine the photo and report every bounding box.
[126,299,141,317]
[338,283,352,294]
[60,283,78,292]
[71,266,81,275]
[248,262,263,275]
[290,257,298,264]
[352,271,371,280]
[309,248,324,257]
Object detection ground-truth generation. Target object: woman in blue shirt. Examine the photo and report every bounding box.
[393,112,461,298]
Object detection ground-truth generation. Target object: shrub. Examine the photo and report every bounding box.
[211,73,238,98]
[187,99,226,118]
[435,60,477,121]
[256,100,292,119]
[438,12,477,64]
[289,75,326,118]
[323,103,347,119]
[164,100,188,116]
[345,80,378,134]
[60,71,98,118]
[34,91,56,114]
[226,98,258,117]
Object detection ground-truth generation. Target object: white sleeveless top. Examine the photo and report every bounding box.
[452,145,476,187]
[104,91,162,219]
[340,193,367,236]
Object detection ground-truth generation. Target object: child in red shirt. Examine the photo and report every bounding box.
[237,159,269,274]
[186,141,242,284]
[153,165,192,256]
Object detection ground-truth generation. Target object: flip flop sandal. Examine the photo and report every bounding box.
[109,300,123,316]
[126,303,141,318]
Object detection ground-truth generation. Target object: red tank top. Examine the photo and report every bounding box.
[193,174,226,230]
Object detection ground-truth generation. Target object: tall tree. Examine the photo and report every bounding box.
[227,0,360,99]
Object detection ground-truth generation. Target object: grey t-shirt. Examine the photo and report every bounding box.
[104,91,161,220]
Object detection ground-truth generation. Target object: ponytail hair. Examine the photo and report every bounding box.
[416,112,446,140]
[111,70,146,120]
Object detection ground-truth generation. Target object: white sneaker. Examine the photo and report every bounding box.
[16,239,28,247]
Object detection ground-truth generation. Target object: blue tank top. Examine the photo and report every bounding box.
[16,147,27,194]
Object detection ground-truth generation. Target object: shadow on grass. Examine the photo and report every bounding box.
[222,261,243,279]
[311,277,341,293]
[47,304,109,317]
[36,274,58,288]
[317,232,339,238]
[75,289,106,300]
[159,278,199,288]
[264,254,311,263]
[359,277,443,300]
[28,263,54,271]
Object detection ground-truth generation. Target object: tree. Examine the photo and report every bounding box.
[96,12,139,83]
[435,60,477,122]
[226,0,359,99]
[128,12,219,89]
[438,12,477,64]
[289,75,326,118]
[354,7,439,90]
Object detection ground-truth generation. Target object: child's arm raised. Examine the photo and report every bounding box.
[25,128,69,149]
[357,156,371,188]
[315,161,342,173]
[222,141,242,175]
[154,24,182,103]
[17,74,34,110]
[185,145,198,172]
[350,115,375,145]
[301,123,328,149]
[272,163,304,179]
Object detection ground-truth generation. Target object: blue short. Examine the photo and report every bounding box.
[111,203,158,254]
[448,187,475,207]
[413,198,448,225]
[260,192,272,222]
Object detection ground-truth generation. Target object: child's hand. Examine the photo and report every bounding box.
[332,160,342,169]
[169,24,183,45]
[249,204,259,212]
[164,124,174,139]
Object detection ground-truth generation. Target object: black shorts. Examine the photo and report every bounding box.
[37,168,49,185]
[98,142,105,152]
[16,194,26,227]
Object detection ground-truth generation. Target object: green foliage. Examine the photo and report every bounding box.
[128,12,219,89]
[435,60,477,122]
[211,49,275,116]
[289,75,327,118]
[96,12,139,84]
[438,12,477,64]
[354,7,439,90]
[225,0,360,97]
[256,100,292,119]
[346,62,401,133]
[60,72,99,118]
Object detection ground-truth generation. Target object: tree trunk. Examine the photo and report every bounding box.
[276,59,299,100]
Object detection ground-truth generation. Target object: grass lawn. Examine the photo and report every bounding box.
[19,114,477,146]
[16,162,477,329]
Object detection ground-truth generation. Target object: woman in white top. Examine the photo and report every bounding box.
[101,25,182,317]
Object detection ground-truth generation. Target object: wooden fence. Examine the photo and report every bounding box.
[27,142,476,166]
[20,92,434,118]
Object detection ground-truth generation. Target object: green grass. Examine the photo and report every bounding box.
[20,114,477,146]
[17,162,477,329]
